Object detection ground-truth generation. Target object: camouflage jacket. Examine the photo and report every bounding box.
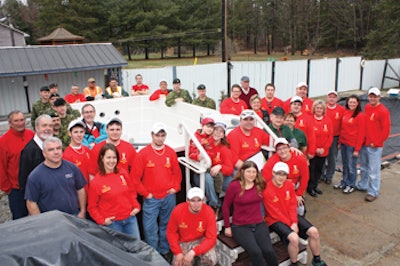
[192,96,216,110]
[165,89,192,107]
[31,100,51,128]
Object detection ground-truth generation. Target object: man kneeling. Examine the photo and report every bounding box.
[166,187,218,266]
[263,162,327,266]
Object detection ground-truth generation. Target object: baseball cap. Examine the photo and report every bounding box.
[49,111,59,118]
[187,187,205,200]
[88,77,96,82]
[49,83,58,88]
[273,161,290,174]
[40,86,50,92]
[240,110,255,119]
[49,93,60,99]
[368,87,381,96]
[197,84,206,90]
[274,137,289,148]
[214,122,227,131]
[327,90,338,96]
[241,76,250,82]
[53,98,67,107]
[201,117,215,125]
[296,82,308,88]
[107,117,122,126]
[290,96,303,104]
[173,78,181,84]
[160,79,167,84]
[272,107,285,116]
[152,122,167,134]
[68,119,85,131]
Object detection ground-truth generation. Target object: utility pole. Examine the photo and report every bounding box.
[221,0,227,62]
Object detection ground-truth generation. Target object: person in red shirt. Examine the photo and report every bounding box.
[335,95,366,193]
[250,94,270,125]
[131,74,150,96]
[262,138,309,215]
[0,111,34,219]
[223,161,278,266]
[323,90,345,184]
[88,143,141,238]
[166,187,218,266]
[88,118,136,179]
[289,96,316,159]
[261,83,284,114]
[239,75,259,108]
[149,79,170,101]
[132,122,182,258]
[63,119,91,190]
[358,87,391,202]
[263,162,327,266]
[307,100,333,197]
[284,82,314,115]
[220,84,248,115]
[188,117,215,161]
[64,84,86,104]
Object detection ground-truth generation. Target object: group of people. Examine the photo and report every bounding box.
[0,75,391,266]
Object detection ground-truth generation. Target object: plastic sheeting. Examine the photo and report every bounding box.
[0,211,169,266]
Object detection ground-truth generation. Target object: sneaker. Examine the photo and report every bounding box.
[365,194,377,202]
[312,259,327,266]
[324,179,332,185]
[333,183,344,189]
[343,186,355,194]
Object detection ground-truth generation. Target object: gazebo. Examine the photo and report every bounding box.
[37,27,84,45]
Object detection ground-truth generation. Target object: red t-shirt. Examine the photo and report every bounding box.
[189,130,214,161]
[89,140,137,175]
[63,145,91,182]
[65,93,87,103]
[227,126,270,165]
[262,151,309,196]
[294,112,316,156]
[284,97,314,115]
[132,144,181,199]
[220,98,248,115]
[364,103,391,147]
[149,89,169,101]
[326,104,345,136]
[263,180,298,227]
[131,84,149,92]
[166,202,217,256]
[88,169,140,225]
[261,97,284,114]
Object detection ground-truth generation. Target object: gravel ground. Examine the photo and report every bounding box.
[0,191,12,223]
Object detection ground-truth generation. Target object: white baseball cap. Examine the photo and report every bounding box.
[368,87,381,96]
[327,90,338,96]
[68,119,85,131]
[290,96,303,104]
[152,122,167,134]
[273,162,290,174]
[187,187,205,200]
[296,82,308,88]
[274,137,289,149]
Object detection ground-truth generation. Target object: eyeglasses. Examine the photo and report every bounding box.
[189,199,202,202]
[276,146,289,152]
[83,110,95,114]
[231,90,241,93]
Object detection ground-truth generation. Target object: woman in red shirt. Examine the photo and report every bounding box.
[88,144,141,238]
[250,94,270,125]
[222,161,278,266]
[307,100,333,197]
[335,95,366,193]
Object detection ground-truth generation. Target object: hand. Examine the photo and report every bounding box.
[167,188,177,194]
[77,210,86,219]
[104,216,116,226]
[296,195,304,206]
[224,227,232,237]
[210,165,222,176]
[307,154,314,160]
[353,151,359,157]
[175,98,184,102]
[290,146,302,156]
[130,208,140,216]
[173,253,184,266]
[183,250,196,266]
[291,223,299,234]
[146,193,153,199]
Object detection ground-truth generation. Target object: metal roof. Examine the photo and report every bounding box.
[0,43,127,77]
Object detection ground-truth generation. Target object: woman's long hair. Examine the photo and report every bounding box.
[233,161,266,196]
[98,143,120,176]
[345,95,362,118]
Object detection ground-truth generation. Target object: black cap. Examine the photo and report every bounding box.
[49,83,58,88]
[272,107,285,116]
[197,84,206,90]
[173,78,181,84]
[54,98,67,107]
[49,111,59,118]
[49,93,60,99]
[40,86,50,92]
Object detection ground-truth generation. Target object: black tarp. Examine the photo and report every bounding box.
[0,211,169,266]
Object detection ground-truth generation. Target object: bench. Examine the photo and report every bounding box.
[216,224,308,266]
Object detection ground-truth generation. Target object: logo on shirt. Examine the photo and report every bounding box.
[370,113,375,121]
[254,138,260,148]
[101,185,111,193]
[74,159,82,167]
[285,190,291,200]
[146,160,155,167]
[120,153,127,164]
[299,120,305,127]
[335,112,340,119]
[242,142,249,148]
[323,124,328,132]
[273,196,279,202]
[165,157,171,168]
[214,152,221,163]
[65,173,73,179]
[197,221,205,233]
[293,165,299,175]
[178,222,188,229]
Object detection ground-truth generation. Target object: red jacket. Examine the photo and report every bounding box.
[364,103,390,147]
[339,110,366,152]
[294,112,316,156]
[0,128,34,192]
[65,93,86,103]
[220,98,247,115]
[326,104,345,136]
[149,89,169,101]
[262,151,309,197]
[312,115,333,157]
[167,202,217,256]
[263,180,298,227]
[189,130,214,161]
[88,169,140,225]
[132,144,181,199]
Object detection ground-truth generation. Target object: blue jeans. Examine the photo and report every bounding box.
[341,144,358,187]
[142,194,176,254]
[358,146,382,197]
[108,215,140,239]
[325,136,339,180]
[193,172,233,207]
[8,189,28,220]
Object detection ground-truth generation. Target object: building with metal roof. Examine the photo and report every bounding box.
[0,43,127,116]
[37,27,84,45]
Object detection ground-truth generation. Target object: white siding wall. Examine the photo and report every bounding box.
[309,58,337,97]
[337,57,362,92]
[361,60,386,90]
[274,60,308,100]
[383,58,400,89]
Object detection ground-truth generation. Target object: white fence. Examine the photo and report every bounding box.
[122,56,400,108]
